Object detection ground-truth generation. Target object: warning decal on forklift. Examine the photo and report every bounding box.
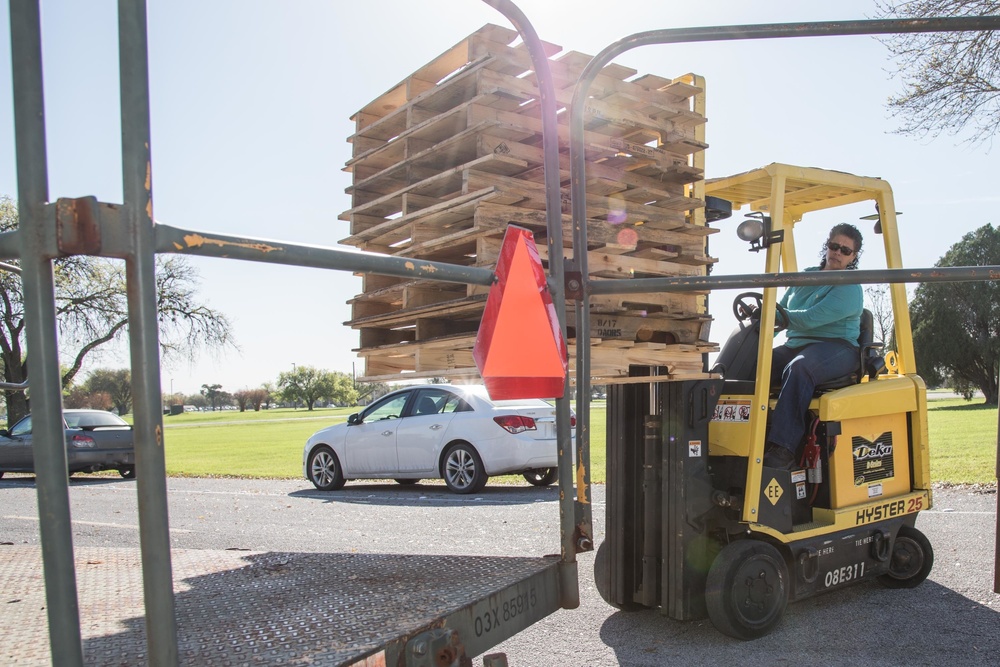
[764,478,783,505]
[688,440,702,457]
[712,399,751,422]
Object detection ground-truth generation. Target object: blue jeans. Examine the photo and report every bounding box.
[768,342,859,453]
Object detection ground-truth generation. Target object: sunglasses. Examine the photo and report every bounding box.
[826,241,855,256]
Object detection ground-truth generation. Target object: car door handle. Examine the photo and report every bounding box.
[381,430,393,437]
[429,424,442,430]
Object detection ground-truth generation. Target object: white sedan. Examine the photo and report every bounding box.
[303,384,574,494]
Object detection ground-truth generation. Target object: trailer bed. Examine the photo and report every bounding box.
[2,546,563,666]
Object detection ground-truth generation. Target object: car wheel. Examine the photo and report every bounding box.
[394,479,420,485]
[705,540,789,640]
[118,465,136,479]
[878,525,934,589]
[523,468,557,486]
[442,442,488,494]
[308,446,346,491]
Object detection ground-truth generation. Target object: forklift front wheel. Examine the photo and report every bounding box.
[878,525,934,589]
[705,540,789,640]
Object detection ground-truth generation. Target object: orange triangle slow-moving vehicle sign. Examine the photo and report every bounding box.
[473,225,567,399]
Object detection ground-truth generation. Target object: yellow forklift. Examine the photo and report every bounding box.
[596,163,934,639]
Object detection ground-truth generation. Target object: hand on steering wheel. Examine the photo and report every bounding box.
[733,291,789,332]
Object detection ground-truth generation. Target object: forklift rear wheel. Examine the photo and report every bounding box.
[878,525,934,589]
[523,468,557,486]
[705,540,789,640]
[593,541,642,611]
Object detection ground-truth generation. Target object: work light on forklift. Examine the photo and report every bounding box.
[736,212,784,253]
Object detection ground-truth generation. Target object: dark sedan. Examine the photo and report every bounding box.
[0,409,135,479]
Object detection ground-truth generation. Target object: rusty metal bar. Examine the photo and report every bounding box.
[481,0,585,610]
[154,224,495,286]
[8,1,84,665]
[587,265,1000,295]
[118,1,178,664]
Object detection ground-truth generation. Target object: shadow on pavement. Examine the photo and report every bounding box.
[0,474,132,487]
[598,579,1000,666]
[289,482,560,507]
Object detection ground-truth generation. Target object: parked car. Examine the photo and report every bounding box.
[0,409,135,479]
[303,384,575,494]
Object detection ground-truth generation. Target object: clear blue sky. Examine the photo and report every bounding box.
[0,1,997,396]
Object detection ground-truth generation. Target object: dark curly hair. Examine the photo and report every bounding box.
[819,222,863,270]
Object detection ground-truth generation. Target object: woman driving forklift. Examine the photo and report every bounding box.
[762,223,865,469]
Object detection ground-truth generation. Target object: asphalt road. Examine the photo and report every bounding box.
[0,475,997,666]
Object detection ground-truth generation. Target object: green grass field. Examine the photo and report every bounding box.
[155,398,996,485]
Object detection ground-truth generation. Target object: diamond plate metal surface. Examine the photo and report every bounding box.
[0,546,560,666]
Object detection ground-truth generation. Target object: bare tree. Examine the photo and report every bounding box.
[64,388,112,411]
[248,388,269,411]
[233,389,252,412]
[864,285,896,349]
[0,196,236,423]
[875,1,1000,146]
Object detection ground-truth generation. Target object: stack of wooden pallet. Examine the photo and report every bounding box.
[340,24,719,385]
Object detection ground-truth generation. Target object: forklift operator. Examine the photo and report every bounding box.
[762,223,864,469]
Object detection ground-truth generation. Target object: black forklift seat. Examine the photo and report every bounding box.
[812,309,886,392]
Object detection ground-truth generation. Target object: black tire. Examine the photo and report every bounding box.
[307,446,346,491]
[523,468,557,486]
[442,442,488,494]
[593,540,643,611]
[394,479,420,485]
[878,525,934,589]
[118,465,136,479]
[705,540,789,640]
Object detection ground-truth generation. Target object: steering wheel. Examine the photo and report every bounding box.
[732,291,789,332]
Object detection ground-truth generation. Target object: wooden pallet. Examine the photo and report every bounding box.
[341,25,715,384]
[355,333,719,385]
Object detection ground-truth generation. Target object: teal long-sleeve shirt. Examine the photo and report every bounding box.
[778,267,862,348]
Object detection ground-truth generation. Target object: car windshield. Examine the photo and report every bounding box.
[490,398,553,409]
[65,412,129,428]
[457,385,554,409]
[9,415,32,437]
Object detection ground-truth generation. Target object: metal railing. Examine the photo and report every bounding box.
[7,0,1000,664]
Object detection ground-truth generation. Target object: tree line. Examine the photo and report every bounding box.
[63,365,391,416]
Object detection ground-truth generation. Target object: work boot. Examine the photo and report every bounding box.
[763,442,796,470]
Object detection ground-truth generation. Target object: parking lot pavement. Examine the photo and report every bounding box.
[0,476,997,666]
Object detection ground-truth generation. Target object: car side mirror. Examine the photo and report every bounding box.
[347,413,362,426]
[0,428,9,438]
